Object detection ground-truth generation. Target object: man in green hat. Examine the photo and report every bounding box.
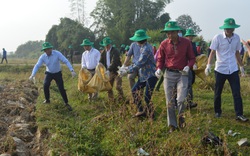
[184,28,199,109]
[205,18,248,122]
[99,37,124,102]
[29,42,76,111]
[156,21,196,132]
[80,39,100,101]
[120,29,158,119]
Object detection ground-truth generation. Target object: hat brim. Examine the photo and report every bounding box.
[80,42,93,46]
[129,36,151,42]
[219,24,240,29]
[41,46,53,52]
[184,34,197,37]
[160,28,182,33]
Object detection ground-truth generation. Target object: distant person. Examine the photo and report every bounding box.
[205,18,248,122]
[29,42,76,111]
[80,39,100,101]
[1,48,8,64]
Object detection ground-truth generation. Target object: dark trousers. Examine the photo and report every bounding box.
[1,57,7,63]
[44,71,68,103]
[132,76,158,112]
[214,71,243,116]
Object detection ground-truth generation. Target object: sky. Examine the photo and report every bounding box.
[0,0,249,53]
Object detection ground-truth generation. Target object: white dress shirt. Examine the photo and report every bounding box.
[81,48,101,70]
[106,47,112,68]
[210,32,241,75]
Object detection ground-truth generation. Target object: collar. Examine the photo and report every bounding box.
[167,37,181,44]
[223,31,234,38]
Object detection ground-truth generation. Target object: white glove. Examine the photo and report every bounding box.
[193,63,198,70]
[71,71,77,78]
[118,66,128,77]
[155,69,162,79]
[29,75,34,81]
[205,64,211,76]
[105,70,110,77]
[180,66,189,75]
[240,66,245,77]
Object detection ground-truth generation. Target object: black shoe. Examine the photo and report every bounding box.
[133,111,146,118]
[178,116,186,129]
[187,103,197,109]
[169,125,177,133]
[43,100,50,104]
[215,113,221,118]
[236,115,248,122]
[65,103,73,111]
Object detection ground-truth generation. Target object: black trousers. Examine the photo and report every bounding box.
[44,71,68,103]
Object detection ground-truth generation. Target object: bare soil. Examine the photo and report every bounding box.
[0,79,44,156]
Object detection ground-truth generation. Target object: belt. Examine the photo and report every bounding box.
[87,68,95,71]
[166,68,180,73]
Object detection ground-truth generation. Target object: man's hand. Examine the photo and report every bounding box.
[205,64,211,76]
[29,76,35,83]
[193,63,198,70]
[180,66,189,75]
[71,71,77,78]
[155,69,162,79]
[118,66,128,77]
[240,66,245,77]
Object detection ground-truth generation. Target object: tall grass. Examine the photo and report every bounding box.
[1,61,250,155]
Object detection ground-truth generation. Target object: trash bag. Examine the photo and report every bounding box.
[201,131,223,146]
[87,63,112,92]
[78,68,97,93]
[193,54,208,82]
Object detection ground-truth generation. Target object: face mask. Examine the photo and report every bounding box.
[178,32,183,37]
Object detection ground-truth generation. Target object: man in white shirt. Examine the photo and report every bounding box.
[205,18,248,122]
[80,39,101,101]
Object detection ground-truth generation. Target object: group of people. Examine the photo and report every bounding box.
[29,17,249,133]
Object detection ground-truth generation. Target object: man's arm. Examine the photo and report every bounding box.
[207,50,216,65]
[123,55,131,66]
[235,51,244,66]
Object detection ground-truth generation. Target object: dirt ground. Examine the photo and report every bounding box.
[0,79,44,156]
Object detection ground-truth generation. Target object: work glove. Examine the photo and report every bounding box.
[29,75,36,83]
[180,66,189,75]
[205,64,211,76]
[193,63,198,70]
[105,70,110,77]
[155,69,162,79]
[71,71,77,78]
[118,66,128,77]
[240,66,245,77]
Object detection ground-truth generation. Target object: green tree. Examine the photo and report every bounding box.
[90,0,172,46]
[176,14,202,35]
[46,17,95,55]
[15,40,44,58]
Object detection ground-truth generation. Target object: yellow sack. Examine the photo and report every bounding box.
[78,68,97,93]
[193,54,208,82]
[87,63,112,92]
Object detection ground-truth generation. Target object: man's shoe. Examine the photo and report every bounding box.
[169,125,177,133]
[215,113,221,118]
[178,116,186,128]
[133,111,146,118]
[65,103,73,111]
[43,100,50,104]
[236,115,248,122]
[187,103,197,109]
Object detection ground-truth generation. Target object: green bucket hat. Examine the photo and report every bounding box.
[41,42,53,51]
[80,39,94,46]
[161,21,182,33]
[121,44,125,48]
[125,45,130,51]
[68,45,73,49]
[219,18,240,29]
[100,37,112,46]
[184,29,197,37]
[129,29,151,41]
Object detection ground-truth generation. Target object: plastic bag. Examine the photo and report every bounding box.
[87,63,112,92]
[78,68,97,93]
[201,131,223,146]
[193,54,208,81]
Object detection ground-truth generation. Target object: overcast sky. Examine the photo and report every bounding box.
[0,0,249,52]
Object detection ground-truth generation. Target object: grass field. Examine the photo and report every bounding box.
[1,58,250,155]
